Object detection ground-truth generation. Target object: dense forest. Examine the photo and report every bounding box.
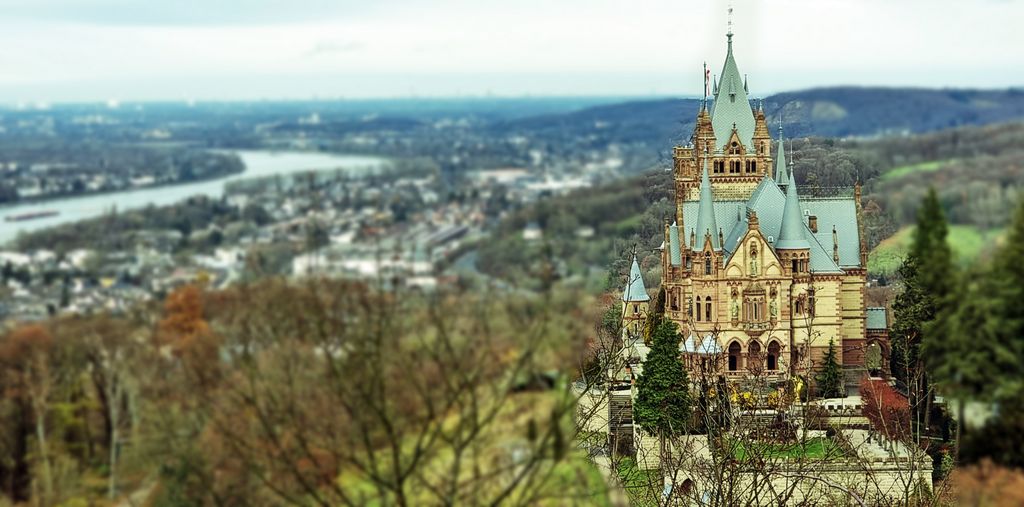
[0,279,605,505]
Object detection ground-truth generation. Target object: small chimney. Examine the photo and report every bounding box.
[808,215,818,233]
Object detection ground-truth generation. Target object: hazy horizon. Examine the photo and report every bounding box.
[0,0,1021,103]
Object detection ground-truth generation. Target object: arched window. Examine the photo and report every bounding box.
[705,296,712,321]
[695,297,701,321]
[795,299,803,315]
[866,342,882,376]
[791,259,799,273]
[704,254,712,275]
[808,288,816,317]
[767,341,781,371]
[748,341,762,370]
[728,342,741,371]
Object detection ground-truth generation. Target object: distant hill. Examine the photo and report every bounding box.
[494,87,1024,150]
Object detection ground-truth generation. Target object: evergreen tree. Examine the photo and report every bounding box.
[989,198,1024,401]
[891,188,955,436]
[929,272,1013,456]
[634,320,692,442]
[815,338,844,399]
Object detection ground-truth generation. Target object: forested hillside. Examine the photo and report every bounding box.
[478,121,1024,282]
[493,88,1024,164]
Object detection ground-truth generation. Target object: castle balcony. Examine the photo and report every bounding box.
[742,320,773,336]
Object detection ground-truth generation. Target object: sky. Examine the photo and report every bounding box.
[0,0,1020,103]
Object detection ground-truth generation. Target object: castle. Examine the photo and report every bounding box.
[619,28,889,394]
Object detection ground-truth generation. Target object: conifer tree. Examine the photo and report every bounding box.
[891,188,954,435]
[815,338,844,399]
[989,198,1024,400]
[634,320,691,464]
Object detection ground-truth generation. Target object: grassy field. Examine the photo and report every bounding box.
[868,225,1006,275]
[879,159,952,182]
[617,457,660,507]
[733,437,845,461]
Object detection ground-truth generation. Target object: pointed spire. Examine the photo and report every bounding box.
[744,74,749,94]
[775,121,789,185]
[669,222,682,266]
[776,165,809,250]
[711,16,755,152]
[694,160,720,250]
[623,254,650,302]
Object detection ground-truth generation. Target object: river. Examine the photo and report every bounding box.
[0,150,388,245]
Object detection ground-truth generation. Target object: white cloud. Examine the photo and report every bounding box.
[0,0,1019,101]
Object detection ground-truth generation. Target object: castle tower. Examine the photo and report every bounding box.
[673,30,773,207]
[622,254,651,337]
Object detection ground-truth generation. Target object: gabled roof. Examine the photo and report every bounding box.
[682,177,850,274]
[680,334,698,353]
[694,160,721,250]
[622,255,650,302]
[722,208,748,255]
[697,334,723,355]
[710,34,756,151]
[802,199,862,267]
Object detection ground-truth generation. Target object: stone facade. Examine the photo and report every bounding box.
[655,31,886,391]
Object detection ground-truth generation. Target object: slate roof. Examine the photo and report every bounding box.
[777,166,811,250]
[682,177,857,274]
[669,222,682,266]
[623,255,650,302]
[775,135,789,185]
[710,34,756,151]
[697,334,723,355]
[680,334,698,353]
[694,161,721,250]
[866,307,888,330]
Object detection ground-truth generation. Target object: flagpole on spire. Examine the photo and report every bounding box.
[703,61,709,109]
[727,1,734,42]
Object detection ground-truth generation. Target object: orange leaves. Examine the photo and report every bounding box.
[860,375,911,441]
[158,284,210,349]
[0,324,54,364]
[157,284,221,384]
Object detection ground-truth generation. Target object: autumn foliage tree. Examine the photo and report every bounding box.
[157,284,220,384]
[861,376,911,442]
[0,325,57,503]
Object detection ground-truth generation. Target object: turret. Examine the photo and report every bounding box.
[775,165,810,275]
[693,160,720,251]
[669,222,682,267]
[622,254,651,336]
[775,124,789,186]
[710,32,756,152]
